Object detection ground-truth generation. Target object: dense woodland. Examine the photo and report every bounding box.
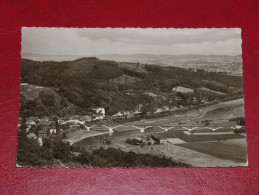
[20,57,243,117]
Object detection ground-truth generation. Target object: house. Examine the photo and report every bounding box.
[113,112,123,118]
[144,92,157,97]
[25,120,36,131]
[201,97,209,103]
[143,136,155,145]
[37,121,58,137]
[92,107,105,121]
[38,138,43,146]
[49,122,56,134]
[154,108,163,113]
[160,139,169,145]
[73,122,85,129]
[112,111,131,119]
[42,116,50,121]
[27,132,37,139]
[79,115,91,121]
[133,112,143,118]
[38,129,47,138]
[193,97,198,103]
[36,121,51,138]
[62,120,84,128]
[28,116,39,121]
[172,86,194,94]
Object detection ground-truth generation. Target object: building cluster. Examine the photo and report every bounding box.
[125,135,161,146]
[18,106,108,142]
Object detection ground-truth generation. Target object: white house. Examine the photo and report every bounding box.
[172,86,194,93]
[25,120,36,131]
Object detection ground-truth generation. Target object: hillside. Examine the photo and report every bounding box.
[20,57,243,117]
[19,83,77,117]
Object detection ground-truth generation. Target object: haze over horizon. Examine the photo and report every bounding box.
[21,52,241,57]
[22,28,242,57]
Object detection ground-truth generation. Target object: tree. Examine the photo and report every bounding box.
[54,116,60,134]
[160,80,173,92]
[53,138,71,161]
[62,132,67,139]
[141,103,155,115]
[151,135,160,144]
[46,129,50,137]
[177,92,188,100]
[17,131,47,166]
[59,97,68,108]
[39,91,55,106]
[20,117,27,133]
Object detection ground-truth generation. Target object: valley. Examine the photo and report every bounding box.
[17,56,246,168]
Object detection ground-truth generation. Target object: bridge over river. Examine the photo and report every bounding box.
[83,124,243,133]
[68,124,244,145]
[66,98,245,147]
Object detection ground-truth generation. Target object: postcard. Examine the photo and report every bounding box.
[17,28,247,167]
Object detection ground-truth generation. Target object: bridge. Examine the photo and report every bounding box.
[66,124,245,146]
[81,124,244,133]
[55,119,245,145]
[56,123,244,138]
[84,125,96,132]
[102,125,123,133]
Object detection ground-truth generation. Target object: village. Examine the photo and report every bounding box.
[18,86,245,153]
[18,83,229,144]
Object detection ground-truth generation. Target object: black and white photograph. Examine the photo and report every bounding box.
[17,27,247,168]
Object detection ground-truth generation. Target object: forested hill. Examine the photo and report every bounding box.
[20,57,243,117]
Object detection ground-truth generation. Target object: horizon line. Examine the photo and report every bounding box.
[21,52,242,57]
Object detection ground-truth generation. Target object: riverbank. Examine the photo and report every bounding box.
[68,98,244,144]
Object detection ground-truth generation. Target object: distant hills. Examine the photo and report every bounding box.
[22,53,83,62]
[22,53,243,76]
[97,54,243,76]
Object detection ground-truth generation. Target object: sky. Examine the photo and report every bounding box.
[21,27,242,56]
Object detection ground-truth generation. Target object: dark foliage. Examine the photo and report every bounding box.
[17,131,54,167]
[76,147,189,167]
[39,91,55,106]
[229,117,245,126]
[17,132,189,167]
[20,58,243,117]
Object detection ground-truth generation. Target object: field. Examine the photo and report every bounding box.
[176,139,247,163]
